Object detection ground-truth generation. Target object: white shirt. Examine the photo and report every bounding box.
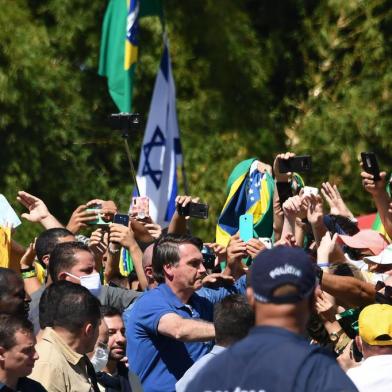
[347,355,392,392]
[175,345,226,392]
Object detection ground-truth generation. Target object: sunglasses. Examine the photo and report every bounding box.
[375,281,392,298]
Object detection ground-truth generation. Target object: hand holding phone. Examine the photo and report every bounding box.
[303,186,319,196]
[239,214,254,243]
[130,197,150,219]
[113,213,130,227]
[278,155,312,173]
[361,152,380,181]
[177,202,209,219]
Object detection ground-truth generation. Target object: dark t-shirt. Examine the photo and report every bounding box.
[0,377,47,392]
[186,326,358,392]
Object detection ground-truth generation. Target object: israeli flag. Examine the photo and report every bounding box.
[135,40,182,226]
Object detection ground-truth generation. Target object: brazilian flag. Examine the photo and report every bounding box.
[216,158,275,247]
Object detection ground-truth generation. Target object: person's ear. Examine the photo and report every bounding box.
[0,346,6,362]
[246,287,255,308]
[144,266,153,279]
[42,254,50,267]
[57,271,68,281]
[163,264,174,280]
[85,323,94,337]
[355,335,363,353]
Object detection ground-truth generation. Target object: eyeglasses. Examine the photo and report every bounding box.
[375,281,392,298]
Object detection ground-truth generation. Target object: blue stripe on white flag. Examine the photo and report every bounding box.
[134,39,183,226]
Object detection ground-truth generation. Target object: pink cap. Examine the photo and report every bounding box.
[337,229,389,256]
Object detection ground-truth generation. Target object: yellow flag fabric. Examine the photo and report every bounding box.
[0,226,11,268]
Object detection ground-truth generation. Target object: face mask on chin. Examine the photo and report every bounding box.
[65,272,102,298]
[90,343,110,373]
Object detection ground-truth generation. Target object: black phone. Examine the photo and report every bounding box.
[177,202,209,219]
[278,155,312,173]
[361,152,380,181]
[201,245,215,269]
[113,213,130,227]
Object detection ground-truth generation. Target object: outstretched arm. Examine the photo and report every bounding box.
[158,313,215,342]
[17,191,63,229]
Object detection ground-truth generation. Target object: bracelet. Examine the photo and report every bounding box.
[20,266,36,273]
[21,270,37,279]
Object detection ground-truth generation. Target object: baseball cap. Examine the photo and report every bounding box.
[337,229,388,256]
[364,244,392,265]
[250,246,316,304]
[359,304,392,345]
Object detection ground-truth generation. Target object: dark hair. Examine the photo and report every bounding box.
[48,241,91,282]
[214,294,254,346]
[152,234,203,283]
[39,281,76,329]
[47,281,101,333]
[0,314,34,350]
[100,306,122,319]
[0,268,20,297]
[35,228,74,263]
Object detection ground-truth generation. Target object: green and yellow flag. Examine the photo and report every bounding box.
[98,0,162,111]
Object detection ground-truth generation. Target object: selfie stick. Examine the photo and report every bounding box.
[122,137,140,197]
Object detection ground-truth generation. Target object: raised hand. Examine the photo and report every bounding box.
[17,191,50,223]
[360,171,387,197]
[246,238,266,259]
[321,182,353,218]
[273,152,296,182]
[66,205,98,234]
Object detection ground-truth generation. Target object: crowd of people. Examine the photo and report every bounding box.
[1,152,392,392]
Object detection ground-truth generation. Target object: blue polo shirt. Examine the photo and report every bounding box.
[125,283,214,392]
[186,326,358,392]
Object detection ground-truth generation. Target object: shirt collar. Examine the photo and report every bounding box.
[158,283,190,309]
[210,345,226,355]
[42,327,84,366]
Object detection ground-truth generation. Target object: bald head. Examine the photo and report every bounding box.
[142,243,154,270]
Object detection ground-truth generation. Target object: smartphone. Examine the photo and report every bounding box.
[259,237,272,249]
[177,202,209,219]
[86,204,108,226]
[113,213,129,227]
[278,155,312,173]
[303,186,319,196]
[201,245,216,270]
[239,213,253,243]
[130,196,150,219]
[361,152,380,181]
[0,194,21,228]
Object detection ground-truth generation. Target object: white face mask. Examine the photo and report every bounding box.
[90,343,109,373]
[65,272,102,298]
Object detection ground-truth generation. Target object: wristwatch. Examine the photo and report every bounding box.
[329,329,344,343]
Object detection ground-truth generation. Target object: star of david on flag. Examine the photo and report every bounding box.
[135,39,183,226]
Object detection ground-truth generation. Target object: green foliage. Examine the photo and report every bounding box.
[0,0,391,245]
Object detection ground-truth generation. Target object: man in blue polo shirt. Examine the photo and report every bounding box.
[125,234,217,392]
[186,246,358,392]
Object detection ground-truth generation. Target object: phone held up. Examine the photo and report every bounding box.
[201,245,216,270]
[86,204,109,226]
[130,196,150,220]
[113,213,130,227]
[278,155,312,173]
[361,152,381,181]
[239,213,253,243]
[177,202,209,219]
